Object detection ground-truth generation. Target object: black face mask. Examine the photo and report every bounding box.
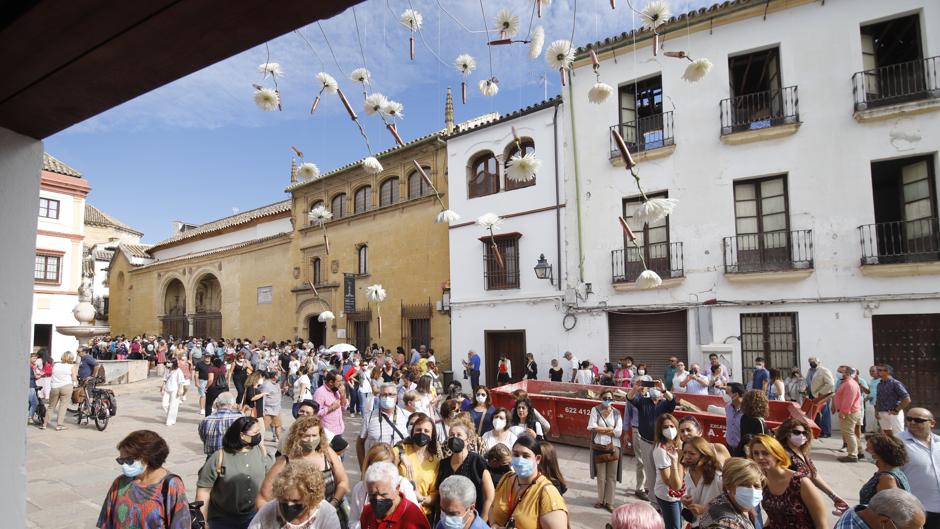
[412,432,431,447]
[809,362,818,369]
[447,437,466,453]
[246,433,262,447]
[280,501,306,522]
[369,496,395,518]
[492,464,511,475]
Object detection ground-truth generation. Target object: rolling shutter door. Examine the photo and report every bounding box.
[608,310,688,380]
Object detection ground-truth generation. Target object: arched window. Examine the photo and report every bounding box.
[331,193,347,218]
[408,167,431,199]
[354,186,372,214]
[309,200,325,226]
[469,152,499,198]
[504,138,537,190]
[380,177,400,206]
[358,245,368,275]
[312,257,322,285]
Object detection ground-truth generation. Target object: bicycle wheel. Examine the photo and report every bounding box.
[75,404,84,424]
[94,401,109,431]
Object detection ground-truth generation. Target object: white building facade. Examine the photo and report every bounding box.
[560,0,940,408]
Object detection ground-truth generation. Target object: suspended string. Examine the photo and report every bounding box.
[406,0,457,70]
[318,21,348,77]
[352,7,369,72]
[292,29,326,72]
[525,0,537,40]
[434,0,488,34]
[478,0,495,78]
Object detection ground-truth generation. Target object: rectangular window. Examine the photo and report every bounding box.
[865,155,939,264]
[484,234,520,290]
[733,175,790,271]
[358,245,368,275]
[409,318,431,351]
[34,254,61,283]
[39,198,59,219]
[617,75,666,153]
[622,192,671,281]
[723,47,796,134]
[354,320,370,352]
[857,14,927,108]
[740,312,798,384]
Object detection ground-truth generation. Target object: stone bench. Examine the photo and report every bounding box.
[97,359,150,385]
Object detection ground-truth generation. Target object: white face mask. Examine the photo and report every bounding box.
[476,394,487,404]
[662,426,678,440]
[492,418,506,431]
[637,369,646,376]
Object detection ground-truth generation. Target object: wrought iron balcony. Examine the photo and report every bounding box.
[858,218,940,265]
[720,86,799,136]
[722,230,813,274]
[609,111,675,159]
[852,56,940,112]
[611,242,684,283]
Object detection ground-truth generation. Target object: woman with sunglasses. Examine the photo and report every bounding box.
[774,418,848,514]
[859,433,910,504]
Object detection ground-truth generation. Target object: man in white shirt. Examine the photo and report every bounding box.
[357,382,410,469]
[678,364,710,395]
[899,408,940,529]
[671,362,690,393]
[564,351,579,383]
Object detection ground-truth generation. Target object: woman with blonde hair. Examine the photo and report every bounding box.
[680,437,723,528]
[44,350,77,430]
[699,458,764,529]
[248,460,340,529]
[241,371,266,418]
[348,443,419,529]
[748,435,828,529]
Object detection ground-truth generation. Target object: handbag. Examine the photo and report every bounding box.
[591,406,620,463]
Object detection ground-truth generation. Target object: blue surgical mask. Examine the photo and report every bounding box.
[441,512,467,529]
[734,486,763,509]
[121,460,145,478]
[511,456,535,478]
[602,400,613,407]
[380,396,396,410]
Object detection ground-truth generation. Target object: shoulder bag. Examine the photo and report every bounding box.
[591,407,620,464]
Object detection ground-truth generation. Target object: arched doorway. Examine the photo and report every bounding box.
[192,273,222,338]
[308,315,327,349]
[160,278,187,338]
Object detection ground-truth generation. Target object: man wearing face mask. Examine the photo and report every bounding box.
[723,383,746,455]
[358,383,410,467]
[436,475,490,529]
[806,357,835,438]
[627,377,676,502]
[361,461,431,529]
[835,488,926,529]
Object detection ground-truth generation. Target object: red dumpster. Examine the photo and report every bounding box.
[667,393,820,444]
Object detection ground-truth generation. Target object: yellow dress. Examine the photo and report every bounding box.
[490,473,567,529]
[398,444,440,516]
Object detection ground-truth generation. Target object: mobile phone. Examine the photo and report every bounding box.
[641,380,656,388]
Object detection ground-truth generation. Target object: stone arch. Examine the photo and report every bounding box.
[189,269,222,338]
[160,276,188,338]
[296,297,333,347]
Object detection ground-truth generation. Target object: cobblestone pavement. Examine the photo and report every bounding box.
[27,376,871,529]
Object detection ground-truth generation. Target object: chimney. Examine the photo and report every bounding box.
[290,157,298,183]
[445,87,455,134]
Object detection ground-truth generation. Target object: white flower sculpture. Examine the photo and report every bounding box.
[640,1,671,29]
[636,269,663,289]
[316,72,338,94]
[381,100,404,120]
[298,163,320,181]
[367,284,387,303]
[529,26,545,59]
[400,9,423,31]
[682,58,713,83]
[546,40,575,70]
[634,198,679,226]
[258,62,283,77]
[476,212,503,230]
[350,67,371,85]
[479,78,499,97]
[455,54,477,76]
[588,83,614,104]
[254,87,280,111]
[364,93,389,116]
[308,205,333,225]
[506,152,542,182]
[363,157,384,174]
[436,210,461,225]
[495,9,520,38]
[317,311,335,322]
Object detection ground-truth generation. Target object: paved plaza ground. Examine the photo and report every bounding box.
[27,376,874,529]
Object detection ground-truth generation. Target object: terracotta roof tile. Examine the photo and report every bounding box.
[84,203,144,236]
[443,97,562,140]
[121,244,153,259]
[149,200,291,250]
[42,152,82,177]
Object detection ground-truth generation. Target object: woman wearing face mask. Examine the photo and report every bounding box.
[680,437,723,528]
[469,388,495,436]
[784,369,807,404]
[489,435,569,529]
[636,363,649,379]
[98,430,191,529]
[161,358,186,426]
[398,413,441,517]
[256,416,348,517]
[588,390,622,512]
[653,414,685,529]
[773,418,847,514]
[436,423,494,519]
[196,417,274,529]
[748,435,828,529]
[509,399,544,440]
[248,461,341,529]
[699,457,763,529]
[482,408,518,451]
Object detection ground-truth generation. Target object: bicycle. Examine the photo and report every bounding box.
[75,375,116,431]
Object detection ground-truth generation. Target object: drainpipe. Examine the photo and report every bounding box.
[566,79,585,281]
[552,103,562,291]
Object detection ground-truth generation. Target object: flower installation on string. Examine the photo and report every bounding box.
[363,156,384,175]
[311,72,338,114]
[317,311,335,322]
[546,39,575,86]
[494,9,520,39]
[455,54,476,104]
[308,205,334,254]
[291,145,321,181]
[681,57,713,82]
[366,284,387,337]
[505,127,541,183]
[364,93,389,116]
[529,26,545,59]
[640,0,671,56]
[479,78,499,97]
[410,162,460,225]
[534,0,551,18]
[477,212,505,268]
[400,9,423,60]
[587,50,614,104]
[253,60,283,111]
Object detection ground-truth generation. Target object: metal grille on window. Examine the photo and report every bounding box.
[484,236,520,290]
[401,301,433,351]
[346,310,372,352]
[740,312,798,384]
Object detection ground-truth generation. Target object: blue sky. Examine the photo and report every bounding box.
[45,0,710,243]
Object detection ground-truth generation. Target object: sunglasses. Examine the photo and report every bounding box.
[791,430,807,436]
[906,417,932,424]
[115,456,136,465]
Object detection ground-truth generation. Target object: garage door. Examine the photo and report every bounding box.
[873,314,940,412]
[608,310,688,382]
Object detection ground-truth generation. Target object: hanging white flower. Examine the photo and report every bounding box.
[640,0,671,29]
[476,212,503,230]
[367,284,387,302]
[350,67,372,85]
[298,162,320,181]
[682,58,713,83]
[494,9,520,38]
[400,9,423,31]
[258,62,283,77]
[436,209,461,224]
[364,93,389,116]
[380,100,405,119]
[308,205,333,225]
[253,87,279,111]
[546,40,575,70]
[479,78,499,97]
[316,72,338,94]
[455,54,477,76]
[636,269,663,289]
[634,198,679,226]
[588,82,615,104]
[529,26,545,59]
[363,157,384,174]
[506,152,542,182]
[317,311,335,322]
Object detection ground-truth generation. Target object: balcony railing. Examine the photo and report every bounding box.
[720,86,799,135]
[852,56,940,112]
[611,242,684,283]
[609,111,675,159]
[858,218,940,265]
[722,229,813,273]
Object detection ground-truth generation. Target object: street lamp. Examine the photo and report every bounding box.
[533,253,554,285]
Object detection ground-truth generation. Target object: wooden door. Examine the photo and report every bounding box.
[873,314,940,412]
[308,316,326,349]
[485,330,526,387]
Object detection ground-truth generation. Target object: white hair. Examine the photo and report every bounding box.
[869,489,924,529]
[364,461,401,487]
[438,475,476,508]
[213,391,237,410]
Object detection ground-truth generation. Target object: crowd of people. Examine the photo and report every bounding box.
[32,337,936,529]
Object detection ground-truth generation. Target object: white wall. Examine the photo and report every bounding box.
[562,0,940,377]
[0,126,43,529]
[151,216,292,260]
